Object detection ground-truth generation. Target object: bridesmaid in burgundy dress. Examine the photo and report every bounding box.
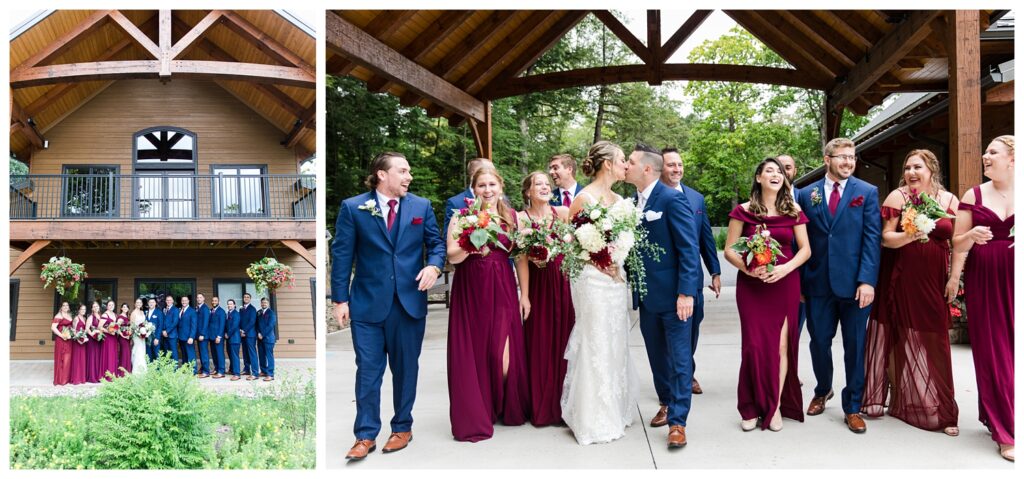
[953,135,1015,462]
[515,171,574,427]
[70,304,88,385]
[864,150,961,436]
[99,300,120,381]
[51,301,73,386]
[116,303,132,376]
[86,302,103,383]
[724,158,810,432]
[446,166,529,441]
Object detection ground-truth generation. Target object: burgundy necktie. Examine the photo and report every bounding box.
[562,190,572,208]
[386,199,398,231]
[828,181,841,216]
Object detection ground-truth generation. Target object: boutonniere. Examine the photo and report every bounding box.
[849,196,865,207]
[411,217,424,225]
[810,187,822,206]
[357,199,383,218]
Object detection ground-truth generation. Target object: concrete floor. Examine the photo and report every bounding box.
[327,285,1013,469]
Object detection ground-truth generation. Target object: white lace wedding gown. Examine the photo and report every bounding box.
[130,312,148,374]
[560,193,639,445]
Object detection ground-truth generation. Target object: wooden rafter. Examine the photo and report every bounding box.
[725,10,833,83]
[10,96,45,149]
[220,11,315,78]
[661,10,712,61]
[372,10,477,97]
[11,60,314,89]
[828,10,942,112]
[647,10,663,84]
[480,11,588,98]
[10,10,112,72]
[283,105,315,148]
[108,10,162,60]
[593,10,651,64]
[431,11,518,79]
[168,10,225,59]
[458,11,555,93]
[327,11,486,123]
[280,240,315,268]
[757,11,849,76]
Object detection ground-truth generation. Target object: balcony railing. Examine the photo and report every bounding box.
[10,173,315,220]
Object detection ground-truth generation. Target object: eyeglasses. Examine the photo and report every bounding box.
[828,154,857,161]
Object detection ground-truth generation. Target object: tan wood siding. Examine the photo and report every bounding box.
[9,246,315,359]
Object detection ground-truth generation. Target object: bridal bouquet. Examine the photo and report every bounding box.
[72,328,88,345]
[133,321,155,340]
[560,198,663,298]
[450,198,510,256]
[730,224,786,273]
[512,219,573,267]
[900,191,953,243]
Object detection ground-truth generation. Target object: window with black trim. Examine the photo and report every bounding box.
[133,127,197,219]
[10,279,20,342]
[134,279,196,309]
[62,165,119,217]
[210,165,268,217]
[55,279,117,316]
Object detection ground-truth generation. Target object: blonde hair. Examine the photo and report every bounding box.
[823,137,855,157]
[992,135,1015,154]
[520,171,552,208]
[471,166,516,227]
[898,149,945,194]
[581,141,623,177]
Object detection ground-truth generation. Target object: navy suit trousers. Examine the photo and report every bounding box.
[179,339,197,373]
[350,303,425,440]
[198,339,211,374]
[211,339,225,374]
[258,339,268,374]
[147,339,160,361]
[690,289,705,375]
[262,342,275,377]
[161,337,179,362]
[806,294,871,414]
[244,335,260,376]
[227,341,241,376]
[639,307,693,427]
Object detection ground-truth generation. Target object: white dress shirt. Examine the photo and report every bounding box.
[376,190,397,218]
[559,180,579,205]
[824,176,849,203]
[637,180,658,211]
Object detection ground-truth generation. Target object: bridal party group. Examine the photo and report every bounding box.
[51,292,280,385]
[334,135,1014,463]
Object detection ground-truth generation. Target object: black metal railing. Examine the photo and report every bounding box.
[9,173,316,220]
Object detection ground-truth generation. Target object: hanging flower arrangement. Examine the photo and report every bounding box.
[40,256,88,299]
[246,257,295,294]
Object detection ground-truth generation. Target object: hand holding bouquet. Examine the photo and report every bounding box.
[60,326,72,341]
[450,198,510,256]
[72,329,88,345]
[134,321,155,340]
[900,191,954,243]
[119,322,132,339]
[730,224,787,274]
[512,219,573,268]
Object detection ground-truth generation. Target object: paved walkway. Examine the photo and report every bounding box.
[328,286,1012,469]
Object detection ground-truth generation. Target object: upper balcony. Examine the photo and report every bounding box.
[9,172,316,243]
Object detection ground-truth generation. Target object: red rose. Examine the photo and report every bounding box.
[590,248,612,269]
[850,196,865,207]
[457,227,477,252]
[528,245,550,263]
[412,217,423,225]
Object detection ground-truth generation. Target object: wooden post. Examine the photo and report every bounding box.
[822,94,843,144]
[946,10,982,198]
[469,101,493,160]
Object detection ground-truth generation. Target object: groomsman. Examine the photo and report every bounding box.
[239,293,259,379]
[626,143,700,449]
[548,153,584,208]
[225,299,242,380]
[208,296,226,378]
[442,157,492,240]
[660,147,721,398]
[334,151,445,461]
[256,301,269,378]
[177,295,198,373]
[195,293,211,378]
[257,297,277,381]
[159,294,179,362]
[796,138,881,434]
[146,298,163,361]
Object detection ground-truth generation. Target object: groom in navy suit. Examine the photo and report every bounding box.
[334,151,446,461]
[548,153,584,208]
[626,144,700,449]
[797,138,881,434]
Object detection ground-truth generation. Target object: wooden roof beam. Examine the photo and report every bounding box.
[107,10,162,60]
[220,11,315,78]
[479,11,588,97]
[756,11,849,74]
[725,10,833,83]
[10,96,45,149]
[432,11,518,79]
[648,10,663,84]
[168,10,225,59]
[373,10,477,97]
[458,11,556,93]
[11,60,315,88]
[283,105,315,148]
[593,10,652,64]
[661,10,713,61]
[828,10,941,113]
[11,10,112,71]
[327,12,485,123]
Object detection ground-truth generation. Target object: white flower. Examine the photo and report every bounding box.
[49,257,58,263]
[615,230,635,253]
[589,208,602,220]
[575,223,606,253]
[761,229,771,238]
[601,219,613,231]
[519,228,535,237]
[608,199,635,221]
[563,233,574,243]
[610,244,628,264]
[914,215,936,235]
[466,215,478,224]
[363,199,376,208]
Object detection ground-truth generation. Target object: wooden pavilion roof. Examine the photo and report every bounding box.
[327,10,1012,142]
[10,10,316,161]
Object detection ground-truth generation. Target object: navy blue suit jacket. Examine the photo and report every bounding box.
[147,308,163,338]
[332,191,446,322]
[443,188,474,241]
[633,182,701,313]
[161,306,179,339]
[226,310,242,344]
[549,183,585,207]
[196,304,210,339]
[797,176,881,298]
[176,306,197,341]
[680,183,722,279]
[208,306,226,341]
[257,308,278,344]
[238,303,257,336]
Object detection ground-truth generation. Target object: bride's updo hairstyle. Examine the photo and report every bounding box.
[581,141,623,178]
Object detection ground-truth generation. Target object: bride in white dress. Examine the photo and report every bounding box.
[129,298,148,374]
[560,141,639,445]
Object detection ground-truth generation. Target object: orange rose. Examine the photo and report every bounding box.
[753,251,774,267]
[477,210,491,228]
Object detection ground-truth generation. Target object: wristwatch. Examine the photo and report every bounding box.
[429,265,442,276]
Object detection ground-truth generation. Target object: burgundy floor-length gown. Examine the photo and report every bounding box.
[52,315,72,386]
[522,209,575,427]
[86,314,102,383]
[730,206,806,429]
[864,200,959,430]
[959,186,1014,446]
[116,314,132,376]
[448,228,529,442]
[99,313,120,381]
[70,317,87,385]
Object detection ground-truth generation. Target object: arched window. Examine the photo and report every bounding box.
[133,127,197,218]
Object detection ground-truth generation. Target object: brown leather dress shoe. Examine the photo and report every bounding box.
[668,425,687,448]
[806,389,834,416]
[845,413,867,433]
[650,405,668,427]
[345,440,376,461]
[197,373,209,379]
[230,375,241,381]
[692,378,703,395]
[382,432,412,453]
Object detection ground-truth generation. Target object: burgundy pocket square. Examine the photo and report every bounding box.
[850,196,865,207]
[412,217,424,225]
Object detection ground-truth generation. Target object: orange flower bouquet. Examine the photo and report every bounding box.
[730,224,786,273]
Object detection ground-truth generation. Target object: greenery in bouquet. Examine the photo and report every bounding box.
[59,327,72,341]
[900,190,954,243]
[72,328,88,345]
[40,256,87,300]
[450,197,511,255]
[133,321,155,340]
[730,223,787,272]
[512,218,574,267]
[246,257,295,294]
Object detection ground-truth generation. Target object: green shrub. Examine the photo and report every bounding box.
[714,228,729,250]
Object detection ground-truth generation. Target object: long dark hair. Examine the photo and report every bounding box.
[749,157,799,218]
